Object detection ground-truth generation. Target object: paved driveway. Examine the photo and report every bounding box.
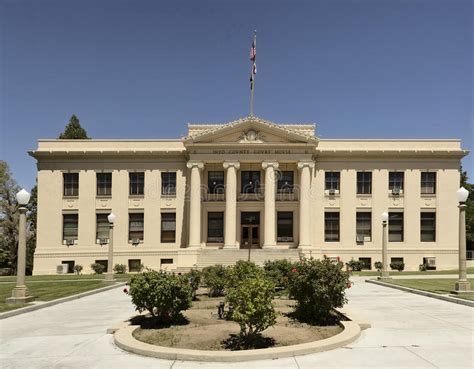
[1,277,472,369]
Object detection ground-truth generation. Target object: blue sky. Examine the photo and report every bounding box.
[1,0,472,190]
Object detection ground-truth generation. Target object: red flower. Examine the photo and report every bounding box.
[346,282,352,289]
[291,268,298,273]
[336,256,340,262]
[123,288,129,294]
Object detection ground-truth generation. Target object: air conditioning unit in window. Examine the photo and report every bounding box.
[131,238,141,245]
[364,236,372,242]
[328,189,336,195]
[98,238,109,245]
[356,234,364,243]
[65,239,75,246]
[392,188,401,196]
[56,264,68,274]
[426,257,436,267]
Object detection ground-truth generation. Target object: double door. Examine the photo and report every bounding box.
[240,212,260,249]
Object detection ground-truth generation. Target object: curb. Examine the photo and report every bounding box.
[0,282,127,320]
[366,279,474,307]
[113,311,365,362]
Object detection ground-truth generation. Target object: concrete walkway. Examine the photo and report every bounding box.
[0,277,472,369]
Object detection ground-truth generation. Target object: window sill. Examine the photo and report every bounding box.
[63,196,79,199]
[129,195,144,199]
[356,194,372,197]
[161,194,177,199]
[96,195,112,199]
[420,193,436,197]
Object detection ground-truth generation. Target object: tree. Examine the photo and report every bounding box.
[26,184,37,274]
[58,115,89,139]
[0,161,20,271]
[460,166,473,243]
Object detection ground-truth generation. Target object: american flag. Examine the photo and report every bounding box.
[250,39,256,61]
[250,36,257,89]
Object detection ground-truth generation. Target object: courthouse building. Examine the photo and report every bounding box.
[30,116,468,274]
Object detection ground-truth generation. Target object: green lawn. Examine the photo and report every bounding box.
[0,279,123,313]
[384,278,474,301]
[353,267,474,277]
[0,273,132,283]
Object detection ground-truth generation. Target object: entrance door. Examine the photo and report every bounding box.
[241,212,260,249]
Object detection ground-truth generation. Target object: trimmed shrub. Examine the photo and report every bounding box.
[419,263,428,271]
[90,263,105,274]
[128,270,192,322]
[288,257,350,324]
[186,268,201,300]
[346,259,363,272]
[113,264,127,274]
[263,259,295,289]
[390,261,405,272]
[202,265,228,297]
[374,261,383,272]
[73,265,83,275]
[226,260,263,288]
[226,272,277,338]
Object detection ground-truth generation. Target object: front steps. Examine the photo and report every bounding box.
[195,248,301,268]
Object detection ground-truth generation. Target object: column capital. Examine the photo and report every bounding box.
[187,161,205,170]
[262,161,279,169]
[223,161,240,170]
[297,161,315,170]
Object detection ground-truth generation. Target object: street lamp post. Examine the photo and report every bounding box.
[104,213,116,282]
[452,187,472,294]
[378,211,391,281]
[6,189,35,304]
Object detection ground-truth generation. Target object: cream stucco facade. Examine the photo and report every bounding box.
[30,116,468,274]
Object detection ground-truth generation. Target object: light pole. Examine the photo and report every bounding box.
[6,189,35,304]
[452,187,472,294]
[104,213,116,282]
[378,211,391,280]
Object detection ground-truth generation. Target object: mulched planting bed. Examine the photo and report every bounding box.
[132,295,343,351]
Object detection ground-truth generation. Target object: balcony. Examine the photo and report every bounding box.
[276,189,298,201]
[204,193,225,202]
[239,189,264,201]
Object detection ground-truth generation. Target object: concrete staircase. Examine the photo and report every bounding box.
[195,248,301,268]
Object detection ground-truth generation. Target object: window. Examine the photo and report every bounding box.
[129,213,144,241]
[128,259,142,272]
[63,173,79,197]
[388,212,404,242]
[389,172,404,191]
[161,172,177,196]
[421,212,436,242]
[359,257,372,270]
[160,258,173,265]
[208,171,224,194]
[277,212,293,242]
[96,173,112,196]
[161,213,176,243]
[391,257,404,264]
[63,214,78,242]
[325,172,340,191]
[277,171,294,192]
[207,212,224,243]
[241,171,261,193]
[61,260,75,274]
[357,172,372,194]
[94,260,108,273]
[421,172,436,194]
[129,172,144,196]
[356,212,372,242]
[96,214,110,241]
[325,212,340,242]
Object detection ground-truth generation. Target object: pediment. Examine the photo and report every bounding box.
[183,116,318,145]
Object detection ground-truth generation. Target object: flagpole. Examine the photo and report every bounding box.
[250,30,256,117]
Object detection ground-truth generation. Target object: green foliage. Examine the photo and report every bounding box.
[263,259,295,289]
[128,270,192,322]
[390,261,405,271]
[113,264,127,274]
[202,264,228,297]
[345,259,363,272]
[460,166,473,242]
[73,265,83,275]
[419,263,428,271]
[226,272,277,338]
[374,261,383,272]
[226,260,263,288]
[90,263,105,274]
[58,115,89,139]
[288,257,350,324]
[186,268,201,300]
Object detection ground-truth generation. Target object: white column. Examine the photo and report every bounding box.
[223,161,240,248]
[297,161,315,248]
[187,161,204,248]
[262,161,279,248]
